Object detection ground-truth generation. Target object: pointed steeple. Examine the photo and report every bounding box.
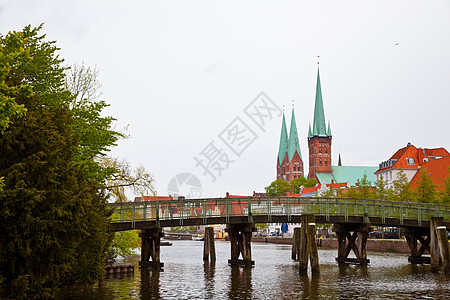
[312,67,328,137]
[288,107,302,161]
[308,123,312,139]
[278,112,288,164]
[338,153,342,166]
[327,121,332,137]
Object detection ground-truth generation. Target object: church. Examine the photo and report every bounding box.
[277,65,377,186]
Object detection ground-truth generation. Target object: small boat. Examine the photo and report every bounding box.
[192,234,204,241]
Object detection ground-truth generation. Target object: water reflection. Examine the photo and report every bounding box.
[139,269,160,299]
[56,242,450,299]
[299,274,320,300]
[203,261,216,299]
[228,266,253,299]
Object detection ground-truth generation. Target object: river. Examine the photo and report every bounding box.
[57,240,450,299]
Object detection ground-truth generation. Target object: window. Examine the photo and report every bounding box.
[325,147,328,154]
[406,157,415,165]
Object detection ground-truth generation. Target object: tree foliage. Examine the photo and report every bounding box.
[290,176,317,193]
[415,169,437,203]
[0,25,115,298]
[392,169,414,202]
[265,179,292,196]
[265,177,317,197]
[98,157,155,202]
[440,167,450,205]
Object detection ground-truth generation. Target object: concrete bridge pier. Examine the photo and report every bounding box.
[139,228,164,270]
[226,223,255,266]
[334,223,370,265]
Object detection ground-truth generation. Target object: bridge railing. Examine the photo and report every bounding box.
[109,197,450,226]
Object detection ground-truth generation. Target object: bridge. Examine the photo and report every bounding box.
[109,197,450,273]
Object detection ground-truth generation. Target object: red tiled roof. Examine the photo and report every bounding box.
[326,182,349,189]
[301,186,321,194]
[375,144,450,174]
[134,196,173,202]
[409,156,450,191]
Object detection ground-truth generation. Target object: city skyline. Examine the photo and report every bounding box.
[1,1,449,198]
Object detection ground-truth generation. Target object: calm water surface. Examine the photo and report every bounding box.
[58,240,450,299]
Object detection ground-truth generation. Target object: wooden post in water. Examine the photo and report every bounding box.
[430,217,450,272]
[203,227,216,261]
[139,228,164,270]
[298,214,319,275]
[226,223,255,266]
[292,227,301,260]
[307,215,320,274]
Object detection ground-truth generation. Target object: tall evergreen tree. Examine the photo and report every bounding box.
[440,167,450,205]
[392,169,414,202]
[0,25,113,298]
[415,169,437,203]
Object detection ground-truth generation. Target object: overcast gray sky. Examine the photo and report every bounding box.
[1,0,449,198]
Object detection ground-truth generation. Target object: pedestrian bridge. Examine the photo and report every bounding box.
[110,197,450,231]
[109,197,450,272]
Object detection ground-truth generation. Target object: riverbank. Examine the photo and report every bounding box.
[252,237,413,254]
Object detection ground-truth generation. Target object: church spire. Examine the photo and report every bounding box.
[277,112,288,164]
[288,107,302,161]
[312,67,328,137]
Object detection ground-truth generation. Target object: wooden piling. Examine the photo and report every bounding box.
[226,223,255,266]
[203,227,216,261]
[292,227,300,260]
[334,223,370,265]
[405,227,431,264]
[430,217,450,273]
[139,228,164,270]
[307,215,320,274]
[298,214,319,274]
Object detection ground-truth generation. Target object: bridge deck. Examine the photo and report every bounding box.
[109,197,450,231]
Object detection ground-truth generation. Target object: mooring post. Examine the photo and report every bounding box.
[139,228,164,270]
[307,215,320,274]
[292,227,301,260]
[298,214,319,274]
[430,217,450,272]
[299,215,308,274]
[226,223,255,266]
[203,227,216,261]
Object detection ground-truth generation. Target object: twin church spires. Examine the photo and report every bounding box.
[277,106,304,181]
[277,65,332,181]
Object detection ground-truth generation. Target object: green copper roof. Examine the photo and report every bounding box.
[312,68,329,137]
[327,121,332,136]
[278,113,288,164]
[316,166,378,186]
[288,108,302,160]
[308,123,312,139]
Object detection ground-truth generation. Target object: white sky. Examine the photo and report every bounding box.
[1,0,449,198]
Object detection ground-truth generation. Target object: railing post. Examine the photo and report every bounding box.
[248,198,253,223]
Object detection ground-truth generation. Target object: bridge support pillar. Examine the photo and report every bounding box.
[226,223,255,266]
[139,228,164,270]
[405,227,430,264]
[203,227,216,262]
[430,217,450,272]
[299,214,319,275]
[334,223,370,265]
